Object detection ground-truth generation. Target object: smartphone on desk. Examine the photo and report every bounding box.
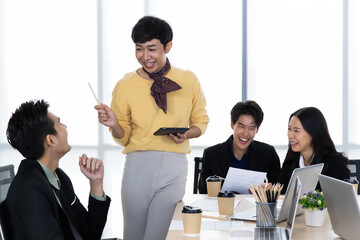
[153,127,189,136]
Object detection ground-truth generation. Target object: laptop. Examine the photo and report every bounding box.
[230,176,302,240]
[318,174,360,240]
[231,163,323,222]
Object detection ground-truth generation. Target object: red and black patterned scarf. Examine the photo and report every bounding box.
[143,58,182,114]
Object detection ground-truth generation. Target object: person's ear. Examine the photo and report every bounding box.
[231,121,234,130]
[45,134,56,147]
[165,41,172,54]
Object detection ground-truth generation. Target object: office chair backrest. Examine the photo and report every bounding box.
[0,164,15,240]
[0,200,9,240]
[347,160,360,194]
[0,165,15,203]
[193,157,203,194]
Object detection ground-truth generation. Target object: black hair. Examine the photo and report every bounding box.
[230,100,264,128]
[131,16,173,49]
[285,107,348,163]
[6,99,56,160]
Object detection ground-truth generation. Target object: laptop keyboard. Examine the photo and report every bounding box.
[254,227,287,240]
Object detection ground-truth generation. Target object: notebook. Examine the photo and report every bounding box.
[318,174,360,240]
[230,176,302,240]
[231,163,323,222]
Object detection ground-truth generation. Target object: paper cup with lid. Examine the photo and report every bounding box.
[182,205,202,235]
[217,191,235,215]
[206,175,222,197]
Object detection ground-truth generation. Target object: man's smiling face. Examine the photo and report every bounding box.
[231,114,258,154]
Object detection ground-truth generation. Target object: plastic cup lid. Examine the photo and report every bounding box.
[206,175,221,182]
[345,179,359,184]
[217,191,235,197]
[182,205,202,213]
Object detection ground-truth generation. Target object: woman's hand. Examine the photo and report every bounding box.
[166,126,202,144]
[167,132,187,144]
[94,103,125,139]
[94,104,118,128]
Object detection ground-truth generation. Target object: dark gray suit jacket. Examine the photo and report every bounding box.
[6,159,111,240]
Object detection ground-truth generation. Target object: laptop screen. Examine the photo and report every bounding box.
[278,163,323,222]
[318,174,360,240]
[286,176,302,233]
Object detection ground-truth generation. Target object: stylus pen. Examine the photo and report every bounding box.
[202,215,228,221]
[88,82,100,104]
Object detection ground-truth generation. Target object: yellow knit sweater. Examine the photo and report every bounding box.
[110,65,209,154]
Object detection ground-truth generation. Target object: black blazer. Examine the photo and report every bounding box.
[6,159,111,240]
[277,152,350,193]
[198,136,281,194]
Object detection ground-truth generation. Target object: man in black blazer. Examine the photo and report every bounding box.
[5,100,111,240]
[199,101,280,194]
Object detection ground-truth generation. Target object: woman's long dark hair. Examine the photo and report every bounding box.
[284,107,348,164]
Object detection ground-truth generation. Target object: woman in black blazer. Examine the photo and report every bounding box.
[277,107,350,193]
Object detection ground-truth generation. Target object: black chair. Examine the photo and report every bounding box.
[0,164,14,240]
[193,157,203,194]
[0,200,9,240]
[0,165,14,203]
[348,159,360,194]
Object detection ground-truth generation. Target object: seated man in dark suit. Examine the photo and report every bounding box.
[198,100,280,194]
[5,99,111,240]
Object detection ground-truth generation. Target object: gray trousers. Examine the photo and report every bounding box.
[121,151,187,240]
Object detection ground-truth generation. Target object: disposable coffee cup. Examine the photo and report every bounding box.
[182,205,202,235]
[256,202,277,227]
[344,179,359,194]
[217,191,235,215]
[206,175,222,197]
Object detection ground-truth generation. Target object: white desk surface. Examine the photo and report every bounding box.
[166,194,341,240]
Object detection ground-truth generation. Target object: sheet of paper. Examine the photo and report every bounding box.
[190,198,241,211]
[169,220,244,231]
[229,227,256,240]
[244,197,256,205]
[221,167,266,194]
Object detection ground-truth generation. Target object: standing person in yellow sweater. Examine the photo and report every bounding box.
[94,16,209,240]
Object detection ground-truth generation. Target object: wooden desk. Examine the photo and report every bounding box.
[166,194,340,240]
